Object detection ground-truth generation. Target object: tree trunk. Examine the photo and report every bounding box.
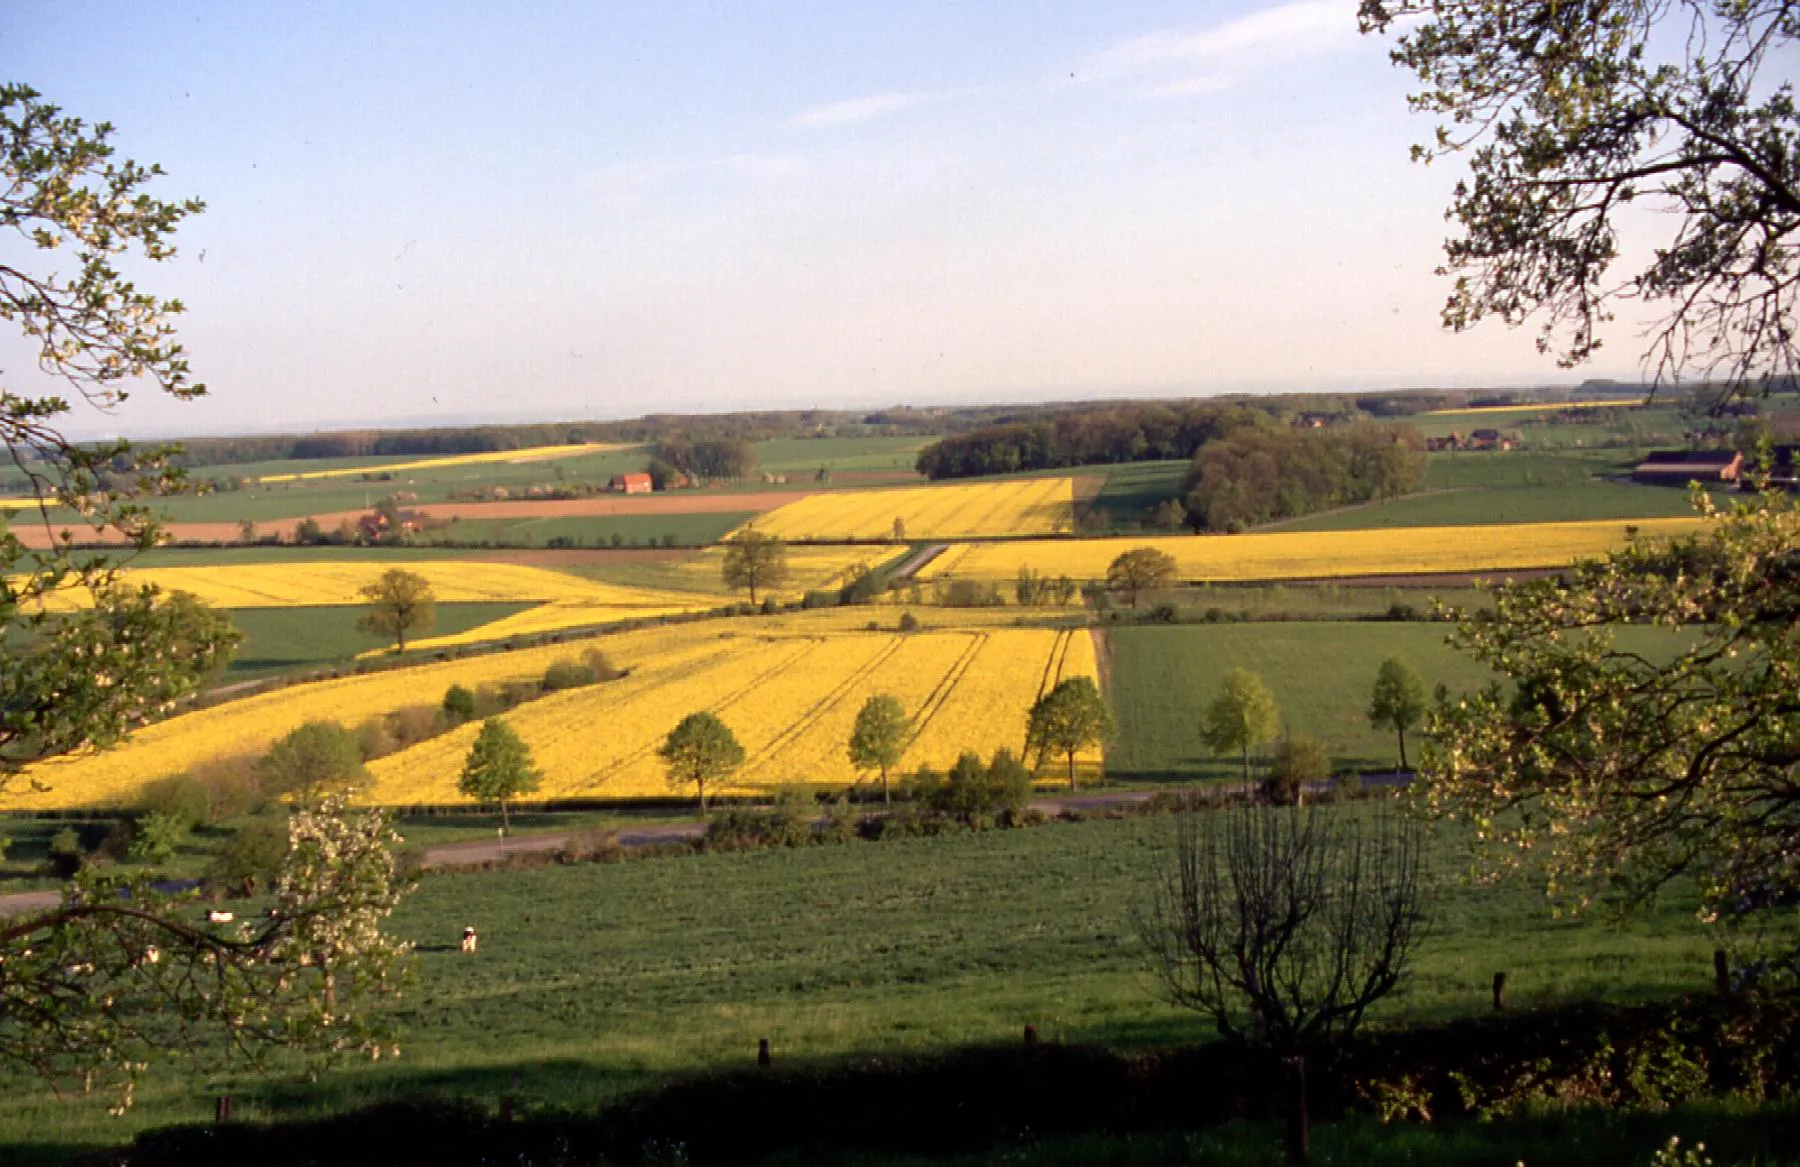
[1397,727,1408,772]
[499,797,510,836]
[1068,750,1078,792]
[1242,742,1252,788]
[698,779,708,816]
[1285,1055,1309,1164]
[881,766,890,805]
[396,626,406,653]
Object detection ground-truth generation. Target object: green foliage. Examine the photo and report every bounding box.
[458,719,543,833]
[1027,676,1115,791]
[1360,0,1799,395]
[442,683,477,726]
[1368,655,1429,770]
[356,567,437,653]
[258,721,369,802]
[1201,668,1281,784]
[2,589,240,784]
[1185,422,1428,530]
[720,530,789,603]
[847,693,910,803]
[1105,547,1177,608]
[209,815,289,896]
[658,711,745,813]
[919,748,1033,827]
[1265,736,1331,806]
[1422,493,1800,950]
[542,659,594,691]
[138,774,212,829]
[3,792,409,1109]
[126,811,188,866]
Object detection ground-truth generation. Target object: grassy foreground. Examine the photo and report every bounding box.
[0,810,1736,1157]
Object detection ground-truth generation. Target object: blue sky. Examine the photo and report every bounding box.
[7,2,1646,437]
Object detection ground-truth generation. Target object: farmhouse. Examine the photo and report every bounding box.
[1632,449,1743,485]
[611,472,653,494]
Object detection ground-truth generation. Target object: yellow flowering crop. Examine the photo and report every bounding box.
[742,477,1076,541]
[365,619,1102,804]
[1,636,649,811]
[670,545,901,597]
[917,517,1705,583]
[254,443,625,483]
[36,561,709,611]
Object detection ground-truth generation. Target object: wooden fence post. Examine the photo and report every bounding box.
[1714,948,1731,995]
[758,1038,771,1066]
[215,1095,232,1124]
[1492,971,1507,1012]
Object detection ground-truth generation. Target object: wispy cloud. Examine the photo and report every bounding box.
[791,91,933,128]
[1088,1,1360,95]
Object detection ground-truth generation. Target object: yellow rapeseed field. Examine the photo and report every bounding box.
[741,477,1076,541]
[917,517,1705,583]
[34,561,709,611]
[6,608,1082,810]
[670,545,901,597]
[0,635,703,811]
[365,616,1101,803]
[254,443,624,483]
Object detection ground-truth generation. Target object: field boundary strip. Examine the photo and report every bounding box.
[904,633,989,753]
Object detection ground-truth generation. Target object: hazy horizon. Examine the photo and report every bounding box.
[9,2,1664,442]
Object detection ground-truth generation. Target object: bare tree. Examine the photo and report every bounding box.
[1137,803,1428,1161]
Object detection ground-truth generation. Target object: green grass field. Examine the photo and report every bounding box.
[0,809,1741,1156]
[752,435,928,474]
[1103,621,1693,779]
[1085,461,1189,529]
[225,602,536,678]
[1104,622,1492,778]
[1270,449,1727,532]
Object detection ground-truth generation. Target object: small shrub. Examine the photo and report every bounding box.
[139,774,212,829]
[47,827,84,878]
[543,659,596,691]
[802,590,840,609]
[820,796,859,844]
[209,816,289,896]
[759,596,778,615]
[1387,601,1421,622]
[128,811,188,865]
[1149,602,1178,624]
[897,612,920,632]
[443,683,478,725]
[1264,736,1331,806]
[582,648,622,682]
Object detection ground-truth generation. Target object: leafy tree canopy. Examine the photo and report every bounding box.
[458,717,542,833]
[357,568,436,653]
[1105,548,1178,608]
[1201,668,1281,785]
[1360,0,1799,396]
[1027,676,1115,790]
[1424,492,1800,959]
[848,693,910,804]
[659,711,745,813]
[721,529,789,603]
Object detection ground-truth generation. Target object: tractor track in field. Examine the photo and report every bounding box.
[740,636,907,777]
[572,638,824,796]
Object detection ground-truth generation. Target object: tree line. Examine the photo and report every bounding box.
[915,402,1279,480]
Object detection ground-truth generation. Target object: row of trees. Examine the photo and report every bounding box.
[915,402,1276,480]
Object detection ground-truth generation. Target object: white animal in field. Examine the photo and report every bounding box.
[205,909,235,924]
[460,927,478,954]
